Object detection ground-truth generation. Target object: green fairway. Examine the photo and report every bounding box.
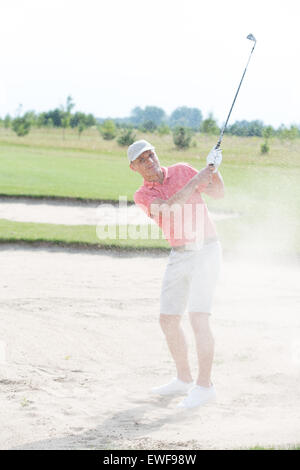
[0,219,168,250]
[0,127,299,207]
[0,214,298,256]
[0,141,139,201]
[0,127,299,253]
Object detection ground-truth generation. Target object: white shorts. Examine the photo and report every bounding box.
[160,241,222,315]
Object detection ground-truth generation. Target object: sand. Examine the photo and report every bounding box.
[0,199,238,226]
[0,245,300,450]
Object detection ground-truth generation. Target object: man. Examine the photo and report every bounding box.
[128,139,224,409]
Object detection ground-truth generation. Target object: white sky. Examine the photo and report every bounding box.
[0,0,299,127]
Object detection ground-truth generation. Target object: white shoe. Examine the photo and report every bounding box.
[151,378,193,396]
[177,384,217,409]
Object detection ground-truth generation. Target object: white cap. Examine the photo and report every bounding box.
[127,140,154,164]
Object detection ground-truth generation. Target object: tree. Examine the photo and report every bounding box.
[41,108,63,127]
[59,96,75,139]
[130,106,144,126]
[45,118,54,128]
[70,112,82,128]
[143,106,166,126]
[130,106,166,127]
[113,118,134,129]
[85,113,96,127]
[169,107,202,130]
[248,120,264,137]
[78,121,86,139]
[65,95,75,114]
[278,124,300,140]
[70,112,94,138]
[226,120,264,137]
[200,113,219,135]
[287,125,300,139]
[70,112,96,128]
[58,96,74,139]
[37,113,54,128]
[4,114,11,128]
[23,111,37,127]
[140,120,157,132]
[262,126,274,139]
[172,126,192,149]
[15,104,23,117]
[61,112,70,140]
[12,116,31,136]
[99,119,117,140]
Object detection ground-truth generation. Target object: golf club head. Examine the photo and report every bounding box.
[247,33,256,43]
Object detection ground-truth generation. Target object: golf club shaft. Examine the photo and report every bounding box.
[215,40,256,149]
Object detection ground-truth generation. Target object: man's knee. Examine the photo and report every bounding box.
[189,311,211,333]
[189,312,215,353]
[159,314,181,334]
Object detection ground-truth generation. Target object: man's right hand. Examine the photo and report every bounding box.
[206,147,222,173]
[194,165,214,188]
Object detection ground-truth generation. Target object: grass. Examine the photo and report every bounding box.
[1,215,299,256]
[0,141,138,201]
[1,127,299,206]
[0,127,299,253]
[0,219,169,250]
[246,444,300,450]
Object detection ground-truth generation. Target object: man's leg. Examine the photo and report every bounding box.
[189,312,214,387]
[159,314,193,383]
[176,312,216,408]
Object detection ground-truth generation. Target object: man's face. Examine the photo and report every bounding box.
[130,149,160,179]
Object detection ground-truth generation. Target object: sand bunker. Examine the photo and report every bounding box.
[0,246,299,450]
[0,199,239,226]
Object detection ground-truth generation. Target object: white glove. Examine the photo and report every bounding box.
[206,146,222,173]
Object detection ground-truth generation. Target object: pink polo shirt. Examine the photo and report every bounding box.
[134,163,218,247]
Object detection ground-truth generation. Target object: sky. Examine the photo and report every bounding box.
[0,0,299,127]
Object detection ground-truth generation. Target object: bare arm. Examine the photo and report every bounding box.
[202,170,225,199]
[150,166,213,217]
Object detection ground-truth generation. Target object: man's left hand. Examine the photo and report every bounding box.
[206,147,222,173]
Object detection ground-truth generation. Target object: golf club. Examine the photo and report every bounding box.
[215,33,257,149]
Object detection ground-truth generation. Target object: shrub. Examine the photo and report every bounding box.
[157,123,170,136]
[172,126,192,149]
[261,142,269,154]
[99,119,117,140]
[117,129,136,146]
[12,117,31,136]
